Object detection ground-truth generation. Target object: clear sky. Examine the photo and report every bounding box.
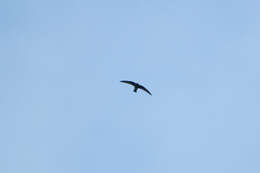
[2,0,260,173]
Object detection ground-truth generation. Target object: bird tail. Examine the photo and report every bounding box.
[133,87,138,92]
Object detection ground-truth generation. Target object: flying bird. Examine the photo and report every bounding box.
[120,80,152,95]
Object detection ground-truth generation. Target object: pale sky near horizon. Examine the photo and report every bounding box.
[2,0,260,173]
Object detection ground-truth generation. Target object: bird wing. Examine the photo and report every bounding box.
[120,80,136,86]
[139,85,152,95]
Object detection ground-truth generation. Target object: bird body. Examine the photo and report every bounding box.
[120,80,152,95]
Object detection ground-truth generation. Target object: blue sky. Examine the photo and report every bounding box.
[2,0,260,172]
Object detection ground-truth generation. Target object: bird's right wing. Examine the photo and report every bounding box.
[139,85,152,95]
[120,80,136,86]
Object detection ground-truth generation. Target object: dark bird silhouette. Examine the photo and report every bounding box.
[120,80,152,95]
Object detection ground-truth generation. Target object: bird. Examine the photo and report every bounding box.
[120,80,152,95]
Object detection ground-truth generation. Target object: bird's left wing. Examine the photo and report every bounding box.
[120,80,136,86]
[139,85,152,95]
